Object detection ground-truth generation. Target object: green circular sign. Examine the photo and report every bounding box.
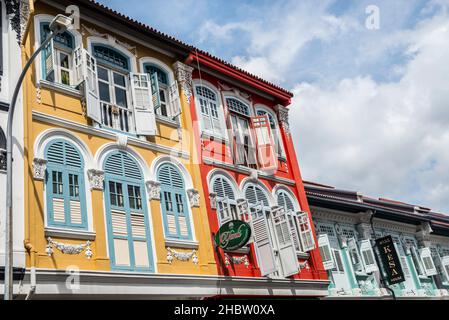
[215,220,252,251]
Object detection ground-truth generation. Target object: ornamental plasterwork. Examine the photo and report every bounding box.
[33,158,47,180]
[5,0,30,44]
[372,219,417,234]
[87,169,105,190]
[209,192,217,209]
[166,247,198,265]
[46,237,93,259]
[224,253,249,268]
[186,188,200,208]
[81,25,137,56]
[310,207,359,225]
[146,180,161,200]
[173,61,194,103]
[218,82,251,101]
[275,104,290,136]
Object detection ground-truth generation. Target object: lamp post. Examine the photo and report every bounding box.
[4,14,73,301]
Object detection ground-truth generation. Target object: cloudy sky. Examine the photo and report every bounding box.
[100,0,449,213]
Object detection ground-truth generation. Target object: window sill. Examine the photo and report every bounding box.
[201,131,228,143]
[45,227,96,241]
[165,239,199,250]
[224,246,250,254]
[39,80,83,98]
[155,115,180,128]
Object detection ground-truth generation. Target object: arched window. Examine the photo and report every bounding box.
[211,175,238,225]
[45,140,87,229]
[195,86,224,136]
[257,108,285,157]
[245,184,270,208]
[94,45,132,132]
[226,97,256,168]
[103,151,154,272]
[144,64,170,117]
[276,190,295,212]
[40,22,75,85]
[158,163,192,240]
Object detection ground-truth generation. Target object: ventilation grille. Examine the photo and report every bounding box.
[277,191,295,211]
[213,177,235,200]
[158,164,184,189]
[46,140,82,168]
[245,185,269,206]
[104,152,142,180]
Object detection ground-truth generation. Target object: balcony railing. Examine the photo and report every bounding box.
[100,102,133,133]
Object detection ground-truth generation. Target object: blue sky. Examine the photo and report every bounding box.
[99,0,449,212]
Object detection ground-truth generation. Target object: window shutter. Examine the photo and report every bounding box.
[271,207,299,276]
[251,213,277,276]
[150,73,161,110]
[73,46,84,87]
[82,49,101,123]
[332,249,345,272]
[442,256,449,282]
[360,239,378,273]
[251,115,277,171]
[400,256,411,278]
[410,247,425,276]
[217,199,233,226]
[199,98,213,132]
[419,247,437,276]
[347,238,363,272]
[296,211,316,252]
[167,80,181,119]
[44,39,56,81]
[318,234,335,270]
[287,214,302,253]
[130,73,157,136]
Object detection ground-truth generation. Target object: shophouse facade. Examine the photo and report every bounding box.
[305,181,449,300]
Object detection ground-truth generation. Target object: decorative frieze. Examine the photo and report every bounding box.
[275,104,290,136]
[5,0,30,44]
[146,180,161,200]
[46,237,93,259]
[173,61,194,103]
[224,253,249,268]
[33,158,47,180]
[87,169,105,190]
[166,247,198,265]
[186,188,200,208]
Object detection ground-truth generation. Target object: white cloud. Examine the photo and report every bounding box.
[292,7,449,212]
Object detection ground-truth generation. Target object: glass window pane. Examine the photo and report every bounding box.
[115,88,128,108]
[113,72,126,87]
[97,67,109,81]
[99,82,110,102]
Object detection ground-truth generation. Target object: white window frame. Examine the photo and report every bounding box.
[194,83,227,139]
[419,247,438,276]
[255,105,286,159]
[318,233,335,270]
[33,14,82,87]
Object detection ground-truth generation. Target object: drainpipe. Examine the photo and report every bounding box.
[23,241,37,300]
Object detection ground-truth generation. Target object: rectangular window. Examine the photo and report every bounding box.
[164,191,173,212]
[332,249,345,273]
[109,181,124,207]
[52,171,63,195]
[68,174,80,197]
[128,185,142,210]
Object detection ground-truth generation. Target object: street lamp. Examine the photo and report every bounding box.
[4,14,73,301]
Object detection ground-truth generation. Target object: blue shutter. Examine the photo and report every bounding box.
[45,139,87,229]
[158,164,192,240]
[104,152,143,181]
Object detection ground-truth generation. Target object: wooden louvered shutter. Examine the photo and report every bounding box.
[420,247,437,276]
[82,49,101,123]
[271,207,299,277]
[360,239,378,273]
[296,211,316,252]
[44,39,56,81]
[318,234,335,270]
[150,73,161,110]
[131,73,157,136]
[348,238,363,272]
[251,115,277,171]
[251,212,277,276]
[167,80,181,119]
[158,164,192,240]
[46,140,86,229]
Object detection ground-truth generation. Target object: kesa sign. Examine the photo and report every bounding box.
[215,220,251,251]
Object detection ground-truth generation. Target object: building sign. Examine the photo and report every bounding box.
[375,235,405,285]
[215,220,252,251]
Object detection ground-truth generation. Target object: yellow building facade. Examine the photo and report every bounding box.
[20,0,218,297]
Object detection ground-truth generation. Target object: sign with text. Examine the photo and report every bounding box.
[215,220,252,251]
[375,235,405,285]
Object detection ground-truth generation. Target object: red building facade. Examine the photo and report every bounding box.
[186,52,328,294]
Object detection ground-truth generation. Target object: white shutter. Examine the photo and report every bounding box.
[419,247,438,276]
[296,211,316,252]
[251,214,277,276]
[168,80,181,119]
[347,238,363,272]
[82,49,101,123]
[442,256,449,282]
[130,73,157,136]
[150,73,161,109]
[44,39,56,81]
[217,199,232,226]
[271,207,299,276]
[360,239,378,273]
[287,214,301,253]
[199,98,213,131]
[251,115,277,171]
[318,234,335,270]
[73,46,84,87]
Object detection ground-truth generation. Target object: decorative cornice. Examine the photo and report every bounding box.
[218,82,252,101]
[87,169,105,190]
[209,192,217,209]
[186,189,200,208]
[173,61,194,103]
[33,158,47,180]
[310,207,359,225]
[146,180,161,201]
